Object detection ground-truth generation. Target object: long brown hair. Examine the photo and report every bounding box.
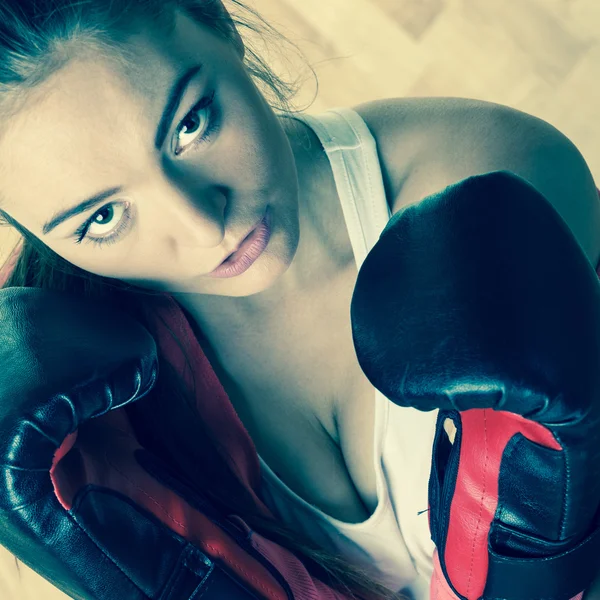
[0,1,404,598]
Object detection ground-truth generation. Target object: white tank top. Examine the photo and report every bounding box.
[258,107,439,599]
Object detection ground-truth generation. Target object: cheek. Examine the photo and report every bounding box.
[235,111,296,197]
[64,253,170,288]
[206,118,273,196]
[217,70,292,190]
[52,234,147,280]
[57,250,126,278]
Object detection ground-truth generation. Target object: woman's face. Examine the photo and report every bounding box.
[0,8,302,298]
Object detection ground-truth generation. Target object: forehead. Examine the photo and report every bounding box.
[0,11,208,224]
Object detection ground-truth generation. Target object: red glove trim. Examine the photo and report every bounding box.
[444,409,561,598]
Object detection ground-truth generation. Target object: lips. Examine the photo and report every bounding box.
[211,209,269,271]
[223,220,261,262]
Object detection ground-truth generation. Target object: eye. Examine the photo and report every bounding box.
[73,201,132,247]
[173,90,218,155]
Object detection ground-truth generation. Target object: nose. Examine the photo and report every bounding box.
[161,185,228,249]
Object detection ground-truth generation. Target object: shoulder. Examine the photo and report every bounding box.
[354,97,600,266]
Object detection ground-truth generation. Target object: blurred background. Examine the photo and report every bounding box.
[1,0,599,262]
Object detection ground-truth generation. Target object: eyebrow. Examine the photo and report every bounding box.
[42,186,123,235]
[154,63,203,150]
[42,64,204,236]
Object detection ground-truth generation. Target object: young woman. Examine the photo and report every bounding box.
[0,1,599,598]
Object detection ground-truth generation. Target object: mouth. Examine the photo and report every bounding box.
[207,207,272,278]
[221,211,265,262]
[226,221,261,261]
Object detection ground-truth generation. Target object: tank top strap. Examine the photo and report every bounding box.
[294,107,392,269]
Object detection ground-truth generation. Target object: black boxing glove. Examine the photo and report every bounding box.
[351,171,600,599]
[0,288,262,599]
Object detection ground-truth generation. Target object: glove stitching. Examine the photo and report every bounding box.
[106,452,188,529]
[559,439,569,540]
[466,409,489,596]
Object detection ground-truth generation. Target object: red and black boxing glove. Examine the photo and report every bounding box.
[0,288,267,599]
[351,171,600,599]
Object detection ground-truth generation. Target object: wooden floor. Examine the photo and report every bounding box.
[250,0,600,171]
[0,1,600,597]
[252,0,600,166]
[1,0,599,262]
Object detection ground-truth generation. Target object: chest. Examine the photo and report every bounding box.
[201,267,380,524]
